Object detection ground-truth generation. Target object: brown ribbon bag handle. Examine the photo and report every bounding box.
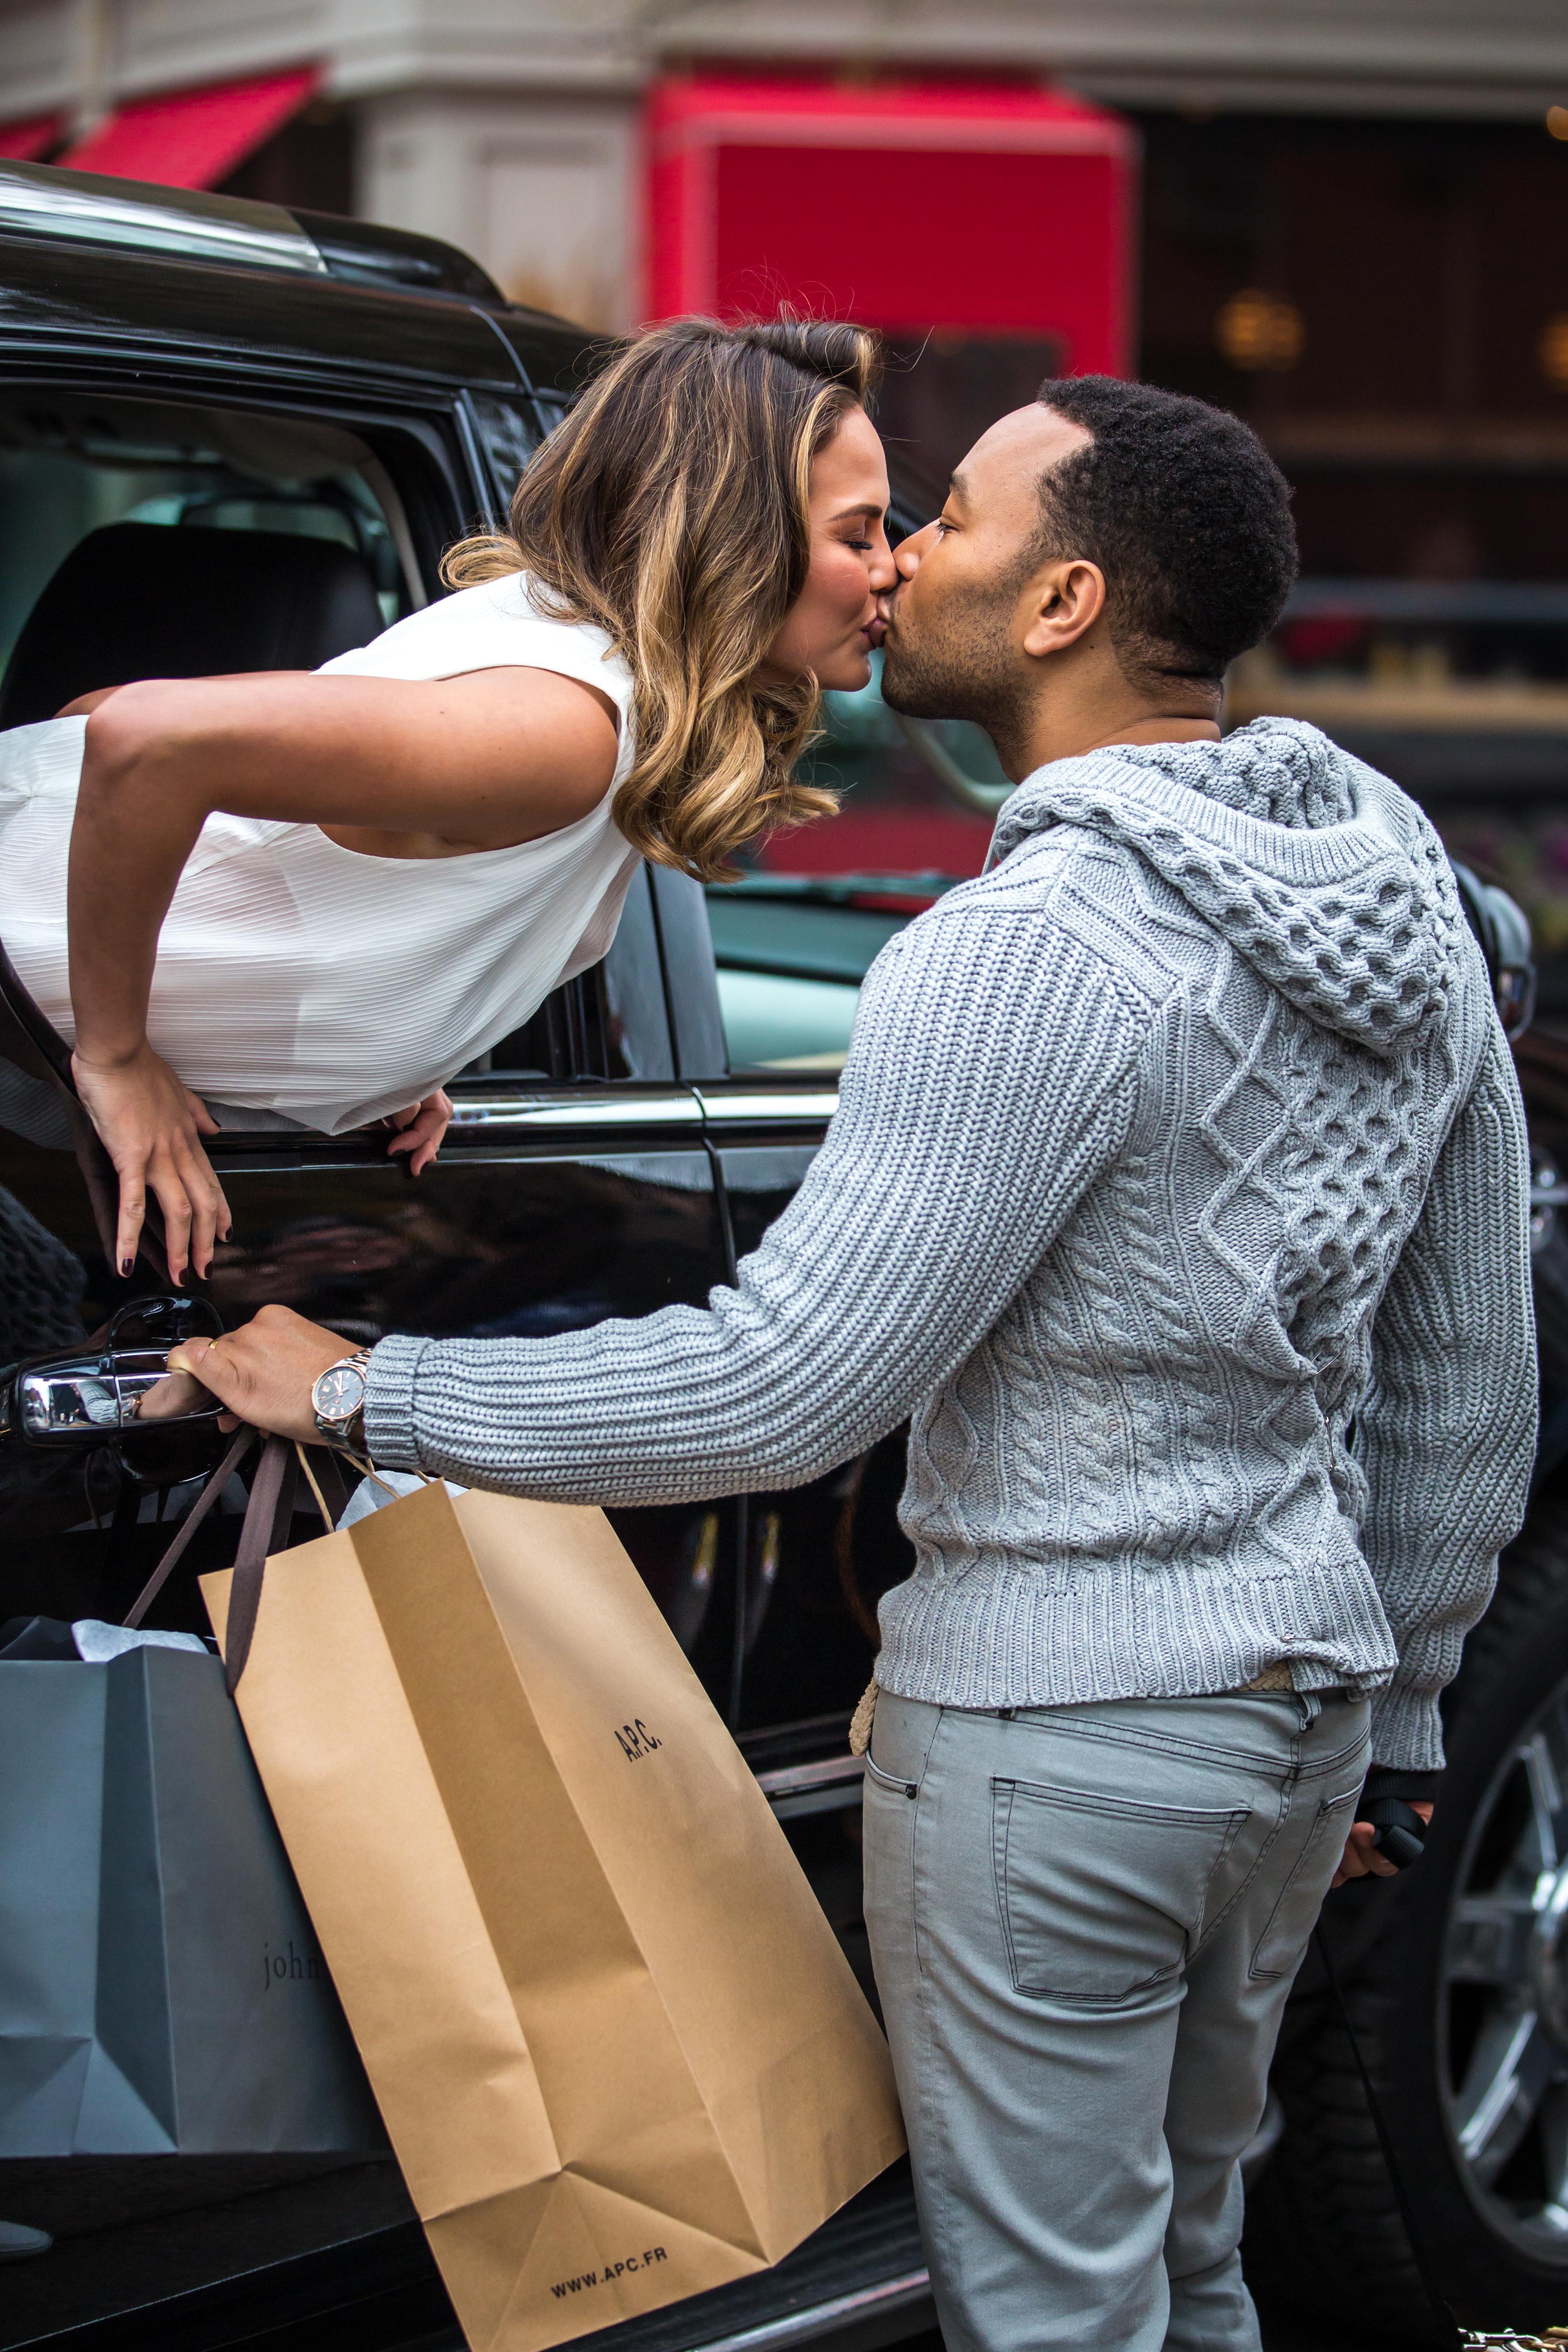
[124,1433,350,1694]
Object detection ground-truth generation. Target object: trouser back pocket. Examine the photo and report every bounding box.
[992,1776,1247,2005]
[1249,1788,1358,1982]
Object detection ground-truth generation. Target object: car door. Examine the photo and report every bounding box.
[0,335,746,1711]
[0,358,473,1629]
[197,861,743,1711]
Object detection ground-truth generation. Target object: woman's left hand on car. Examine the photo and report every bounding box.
[72,1038,231,1286]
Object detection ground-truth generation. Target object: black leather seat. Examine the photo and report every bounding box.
[0,521,384,729]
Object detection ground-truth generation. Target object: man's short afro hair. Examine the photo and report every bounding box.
[1031,376,1297,688]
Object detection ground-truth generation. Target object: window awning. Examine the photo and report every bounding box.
[0,115,62,161]
[57,67,317,190]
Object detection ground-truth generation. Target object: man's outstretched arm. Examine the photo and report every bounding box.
[176,903,1148,1503]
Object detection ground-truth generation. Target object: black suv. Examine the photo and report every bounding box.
[0,159,1564,2352]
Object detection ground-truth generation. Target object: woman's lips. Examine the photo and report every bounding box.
[862,615,887,649]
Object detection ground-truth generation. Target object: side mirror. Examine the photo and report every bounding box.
[1452,860,1537,1043]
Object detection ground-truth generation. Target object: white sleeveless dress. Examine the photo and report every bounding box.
[0,575,641,1133]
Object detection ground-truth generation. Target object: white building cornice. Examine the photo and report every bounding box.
[0,0,1564,122]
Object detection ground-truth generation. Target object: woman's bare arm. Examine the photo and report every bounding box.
[68,666,619,1282]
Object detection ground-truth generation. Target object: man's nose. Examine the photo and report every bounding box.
[895,523,934,579]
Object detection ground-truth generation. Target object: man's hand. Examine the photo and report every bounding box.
[1332,1800,1435,1888]
[165,1305,350,1444]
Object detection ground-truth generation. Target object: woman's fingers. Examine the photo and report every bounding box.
[183,1085,222,1139]
[180,1089,231,1241]
[114,1169,148,1280]
[137,1135,226,1284]
[148,1152,194,1287]
[385,1089,452,1178]
[180,1148,225,1282]
[75,1046,233,1281]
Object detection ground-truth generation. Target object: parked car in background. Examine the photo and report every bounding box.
[0,161,1565,2350]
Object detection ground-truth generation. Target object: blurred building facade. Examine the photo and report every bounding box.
[1,2,1564,326]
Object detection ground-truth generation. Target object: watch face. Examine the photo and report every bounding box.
[315,1364,366,1422]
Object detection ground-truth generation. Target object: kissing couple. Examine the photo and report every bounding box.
[171,320,1535,2352]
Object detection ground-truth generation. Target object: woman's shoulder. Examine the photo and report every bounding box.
[317,571,634,712]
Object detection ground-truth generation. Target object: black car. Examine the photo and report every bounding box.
[0,157,1564,2352]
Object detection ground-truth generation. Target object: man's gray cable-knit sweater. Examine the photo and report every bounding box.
[366,719,1537,1772]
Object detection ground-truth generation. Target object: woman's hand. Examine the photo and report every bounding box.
[1332,1800,1435,1888]
[383,1088,452,1176]
[72,1042,231,1284]
[166,1304,349,1443]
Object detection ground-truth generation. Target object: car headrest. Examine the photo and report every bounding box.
[0,521,385,729]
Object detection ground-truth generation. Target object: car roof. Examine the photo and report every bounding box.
[0,158,594,395]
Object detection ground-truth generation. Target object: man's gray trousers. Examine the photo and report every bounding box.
[862,1689,1372,2352]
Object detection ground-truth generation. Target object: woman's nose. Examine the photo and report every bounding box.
[869,530,898,592]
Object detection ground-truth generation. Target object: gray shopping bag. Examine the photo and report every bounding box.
[0,1642,385,2155]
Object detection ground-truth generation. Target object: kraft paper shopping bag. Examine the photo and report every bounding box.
[202,1476,903,2352]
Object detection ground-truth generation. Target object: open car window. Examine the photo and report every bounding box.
[0,394,425,686]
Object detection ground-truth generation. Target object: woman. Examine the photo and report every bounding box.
[0,316,893,1285]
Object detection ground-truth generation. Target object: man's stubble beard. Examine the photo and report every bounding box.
[880,585,1034,776]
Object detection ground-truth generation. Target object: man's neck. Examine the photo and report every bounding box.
[1000,712,1223,783]
[996,681,1224,783]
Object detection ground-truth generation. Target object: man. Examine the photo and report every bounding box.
[178,377,1536,2351]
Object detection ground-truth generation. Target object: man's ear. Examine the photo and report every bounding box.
[1019,558,1108,660]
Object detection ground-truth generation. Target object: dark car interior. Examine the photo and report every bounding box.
[0,391,661,1128]
[0,519,384,727]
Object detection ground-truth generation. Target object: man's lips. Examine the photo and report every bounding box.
[862,614,887,649]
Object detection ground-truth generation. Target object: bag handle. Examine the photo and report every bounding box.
[123,1425,257,1629]
[222,1436,298,1695]
[124,1432,352,1693]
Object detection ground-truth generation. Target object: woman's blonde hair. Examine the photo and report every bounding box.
[443,314,881,879]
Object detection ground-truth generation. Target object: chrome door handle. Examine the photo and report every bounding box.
[3,1344,222,1443]
[1,1292,224,1445]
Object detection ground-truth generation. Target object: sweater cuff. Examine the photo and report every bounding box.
[1366,1680,1446,1775]
[364,1334,431,1470]
[1362,1766,1441,1807]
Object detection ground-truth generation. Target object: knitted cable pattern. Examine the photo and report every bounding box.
[367,722,1537,1771]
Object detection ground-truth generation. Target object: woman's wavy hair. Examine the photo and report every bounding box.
[443,313,881,879]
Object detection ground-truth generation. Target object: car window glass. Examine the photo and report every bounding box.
[0,395,418,682]
[466,392,538,512]
[704,881,923,1075]
[455,870,673,1086]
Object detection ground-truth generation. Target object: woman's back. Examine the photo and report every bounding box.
[0,577,639,1132]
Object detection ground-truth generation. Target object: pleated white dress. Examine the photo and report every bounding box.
[0,576,641,1133]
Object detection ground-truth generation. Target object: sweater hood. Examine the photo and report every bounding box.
[989,717,1468,1056]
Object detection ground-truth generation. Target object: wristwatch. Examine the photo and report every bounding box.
[311,1350,371,1451]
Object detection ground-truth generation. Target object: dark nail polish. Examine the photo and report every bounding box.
[119,1257,133,1277]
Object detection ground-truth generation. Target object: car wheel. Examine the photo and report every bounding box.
[1245,1509,1568,2344]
